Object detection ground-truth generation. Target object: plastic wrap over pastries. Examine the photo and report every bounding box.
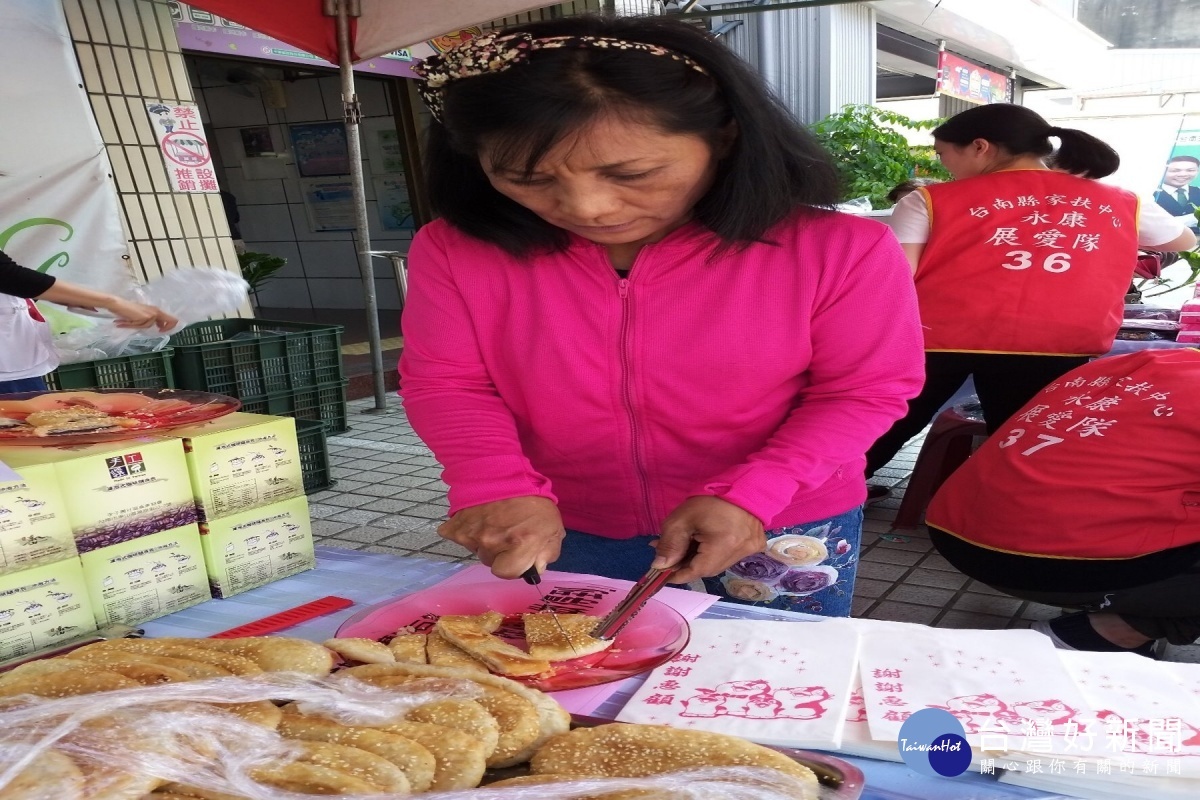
[0,636,822,799]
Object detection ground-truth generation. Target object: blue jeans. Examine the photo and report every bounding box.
[0,376,48,395]
[550,506,864,618]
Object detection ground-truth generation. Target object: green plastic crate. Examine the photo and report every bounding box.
[45,349,175,391]
[296,419,334,493]
[238,380,350,435]
[169,319,344,398]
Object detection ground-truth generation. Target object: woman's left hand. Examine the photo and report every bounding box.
[652,496,766,584]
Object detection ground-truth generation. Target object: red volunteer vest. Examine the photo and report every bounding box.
[916,170,1140,356]
[927,349,1200,559]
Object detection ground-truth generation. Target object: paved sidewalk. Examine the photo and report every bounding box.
[312,397,1200,662]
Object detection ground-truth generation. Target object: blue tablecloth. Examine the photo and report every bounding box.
[141,547,1075,800]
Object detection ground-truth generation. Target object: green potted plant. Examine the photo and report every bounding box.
[1132,209,1200,301]
[811,104,950,208]
[237,251,287,308]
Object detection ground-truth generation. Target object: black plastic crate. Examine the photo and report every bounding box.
[238,380,349,435]
[295,419,333,493]
[169,319,343,398]
[45,349,175,391]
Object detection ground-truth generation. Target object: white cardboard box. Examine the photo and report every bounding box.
[199,495,315,598]
[0,557,96,660]
[0,463,76,574]
[174,413,304,522]
[79,524,210,627]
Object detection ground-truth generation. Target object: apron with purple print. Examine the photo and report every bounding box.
[702,507,863,616]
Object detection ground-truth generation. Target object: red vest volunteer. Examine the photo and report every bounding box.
[915,170,1140,356]
[928,348,1200,561]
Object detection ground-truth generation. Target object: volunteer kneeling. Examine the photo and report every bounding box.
[926,348,1200,657]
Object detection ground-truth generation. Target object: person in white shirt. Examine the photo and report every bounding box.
[1,250,177,394]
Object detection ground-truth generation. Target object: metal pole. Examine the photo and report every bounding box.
[334,0,388,411]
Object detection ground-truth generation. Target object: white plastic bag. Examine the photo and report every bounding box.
[0,674,819,800]
[52,267,249,362]
[833,196,873,215]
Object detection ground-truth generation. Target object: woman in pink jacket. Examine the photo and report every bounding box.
[400,15,925,615]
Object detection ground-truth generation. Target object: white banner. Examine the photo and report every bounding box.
[0,0,130,294]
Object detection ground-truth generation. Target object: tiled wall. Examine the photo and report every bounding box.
[57,0,604,312]
[61,0,245,308]
[190,66,413,311]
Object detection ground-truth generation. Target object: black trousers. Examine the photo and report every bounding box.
[865,352,1090,477]
[931,528,1200,645]
[1004,576,1200,646]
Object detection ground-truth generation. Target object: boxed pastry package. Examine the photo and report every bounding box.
[0,557,95,661]
[0,439,197,553]
[0,463,76,575]
[78,524,210,627]
[175,413,304,522]
[199,495,316,598]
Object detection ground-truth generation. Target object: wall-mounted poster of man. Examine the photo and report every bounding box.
[1153,129,1200,230]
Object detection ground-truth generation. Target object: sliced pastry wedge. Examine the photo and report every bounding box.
[522,613,613,662]
[434,615,550,677]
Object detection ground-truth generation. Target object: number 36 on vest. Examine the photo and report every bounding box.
[1001,251,1072,273]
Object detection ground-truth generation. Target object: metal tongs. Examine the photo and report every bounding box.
[593,564,679,641]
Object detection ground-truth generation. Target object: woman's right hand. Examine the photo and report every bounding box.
[103,297,179,331]
[438,496,565,579]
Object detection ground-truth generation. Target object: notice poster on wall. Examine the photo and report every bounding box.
[374,130,406,174]
[146,102,218,193]
[289,122,350,178]
[300,179,355,232]
[374,177,414,231]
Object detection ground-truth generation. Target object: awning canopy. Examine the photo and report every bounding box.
[181,0,555,410]
[183,0,554,64]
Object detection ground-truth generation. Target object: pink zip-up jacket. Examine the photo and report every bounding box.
[399,211,925,538]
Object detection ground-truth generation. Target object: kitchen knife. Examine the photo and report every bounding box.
[521,566,577,655]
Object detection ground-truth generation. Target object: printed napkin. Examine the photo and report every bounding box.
[858,626,1090,745]
[1010,650,1200,777]
[617,619,860,750]
[836,671,905,761]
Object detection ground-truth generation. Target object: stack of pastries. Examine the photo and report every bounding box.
[0,634,820,799]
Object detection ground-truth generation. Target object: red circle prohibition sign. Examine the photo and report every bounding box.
[161,131,211,167]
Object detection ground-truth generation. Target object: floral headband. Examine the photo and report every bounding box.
[413,31,709,122]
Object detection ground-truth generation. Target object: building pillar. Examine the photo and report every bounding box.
[62,0,244,305]
[755,3,877,125]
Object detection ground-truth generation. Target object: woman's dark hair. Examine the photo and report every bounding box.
[425,14,840,256]
[932,103,1119,180]
[886,177,940,204]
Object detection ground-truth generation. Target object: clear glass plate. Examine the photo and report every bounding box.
[336,578,691,693]
[0,388,240,445]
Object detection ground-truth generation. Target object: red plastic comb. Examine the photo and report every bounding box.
[209,596,354,639]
